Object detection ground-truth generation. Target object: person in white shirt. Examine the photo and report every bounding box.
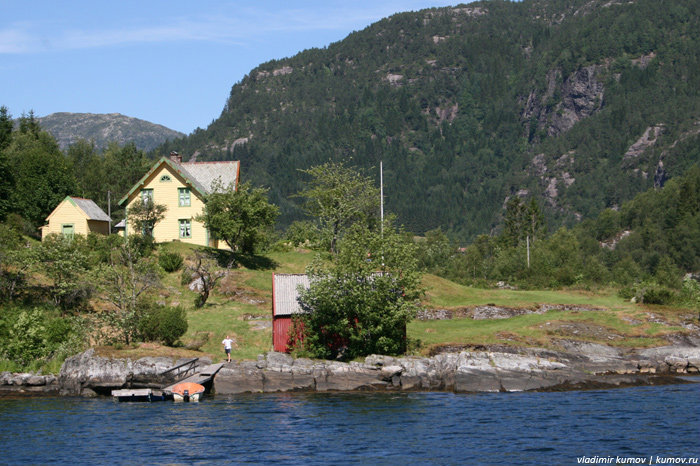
[222,335,233,363]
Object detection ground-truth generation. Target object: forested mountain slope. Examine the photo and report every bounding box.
[160,0,700,240]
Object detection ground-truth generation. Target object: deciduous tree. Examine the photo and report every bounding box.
[297,161,380,254]
[127,198,167,237]
[197,181,279,253]
[98,238,160,344]
[297,220,422,359]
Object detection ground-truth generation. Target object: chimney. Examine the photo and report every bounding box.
[169,151,182,164]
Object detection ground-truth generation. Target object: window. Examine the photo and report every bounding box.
[160,175,171,182]
[61,224,74,239]
[178,188,191,207]
[141,189,153,205]
[179,219,191,238]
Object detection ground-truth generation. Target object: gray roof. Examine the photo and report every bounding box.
[273,274,310,317]
[72,197,111,222]
[179,161,239,194]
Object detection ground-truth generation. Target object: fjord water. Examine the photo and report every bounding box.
[1,383,698,465]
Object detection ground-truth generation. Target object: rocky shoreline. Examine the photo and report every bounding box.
[2,341,699,397]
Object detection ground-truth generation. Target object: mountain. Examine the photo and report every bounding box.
[38,112,184,152]
[159,0,700,241]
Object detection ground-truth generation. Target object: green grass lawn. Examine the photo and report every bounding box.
[155,246,317,362]
[114,248,697,361]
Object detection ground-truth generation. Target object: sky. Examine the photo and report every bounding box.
[1,0,461,135]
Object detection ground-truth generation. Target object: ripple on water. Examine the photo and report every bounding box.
[0,384,699,465]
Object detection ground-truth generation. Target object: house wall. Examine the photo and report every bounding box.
[123,163,209,246]
[42,200,89,239]
[87,220,110,235]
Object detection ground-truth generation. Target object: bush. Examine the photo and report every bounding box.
[138,305,188,346]
[284,220,320,248]
[181,269,194,286]
[642,287,674,305]
[0,306,85,367]
[129,234,156,256]
[159,251,184,273]
[622,281,675,305]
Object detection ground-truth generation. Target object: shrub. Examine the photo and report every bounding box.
[284,220,320,248]
[642,287,674,305]
[138,305,188,346]
[181,269,194,286]
[159,251,184,273]
[129,234,156,256]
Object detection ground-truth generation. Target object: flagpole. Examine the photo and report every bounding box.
[380,161,384,234]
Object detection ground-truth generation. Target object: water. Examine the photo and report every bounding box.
[1,383,699,465]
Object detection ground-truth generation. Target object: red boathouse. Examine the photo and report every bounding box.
[271,273,310,352]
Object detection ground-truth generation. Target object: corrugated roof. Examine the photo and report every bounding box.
[180,161,239,194]
[273,274,310,317]
[71,197,111,221]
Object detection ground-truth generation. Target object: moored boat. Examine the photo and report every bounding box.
[171,382,205,402]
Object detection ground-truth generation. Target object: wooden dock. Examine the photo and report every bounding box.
[111,361,225,401]
[162,363,225,394]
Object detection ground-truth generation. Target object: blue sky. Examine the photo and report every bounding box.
[1,0,460,134]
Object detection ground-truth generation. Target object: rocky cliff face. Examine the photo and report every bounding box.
[522,65,605,140]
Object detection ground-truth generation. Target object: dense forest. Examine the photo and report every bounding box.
[415,163,700,302]
[2,0,700,374]
[160,0,700,240]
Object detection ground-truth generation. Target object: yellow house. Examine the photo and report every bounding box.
[41,196,111,240]
[118,152,239,247]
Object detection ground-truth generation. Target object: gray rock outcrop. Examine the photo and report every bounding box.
[0,371,59,395]
[212,345,700,395]
[57,348,211,396]
[5,344,697,397]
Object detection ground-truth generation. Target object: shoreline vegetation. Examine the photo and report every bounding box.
[2,242,699,392]
[2,246,699,395]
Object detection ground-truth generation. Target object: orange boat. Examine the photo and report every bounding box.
[171,382,205,402]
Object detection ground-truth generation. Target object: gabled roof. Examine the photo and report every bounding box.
[180,161,239,193]
[272,273,310,317]
[118,157,240,206]
[72,197,112,221]
[46,196,111,222]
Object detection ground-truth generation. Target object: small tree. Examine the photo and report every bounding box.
[0,223,35,302]
[36,234,91,312]
[127,198,167,237]
[297,220,422,359]
[98,238,160,344]
[186,250,231,308]
[297,161,380,254]
[197,181,279,253]
[502,196,544,247]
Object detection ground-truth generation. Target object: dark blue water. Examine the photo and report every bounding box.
[1,383,699,465]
